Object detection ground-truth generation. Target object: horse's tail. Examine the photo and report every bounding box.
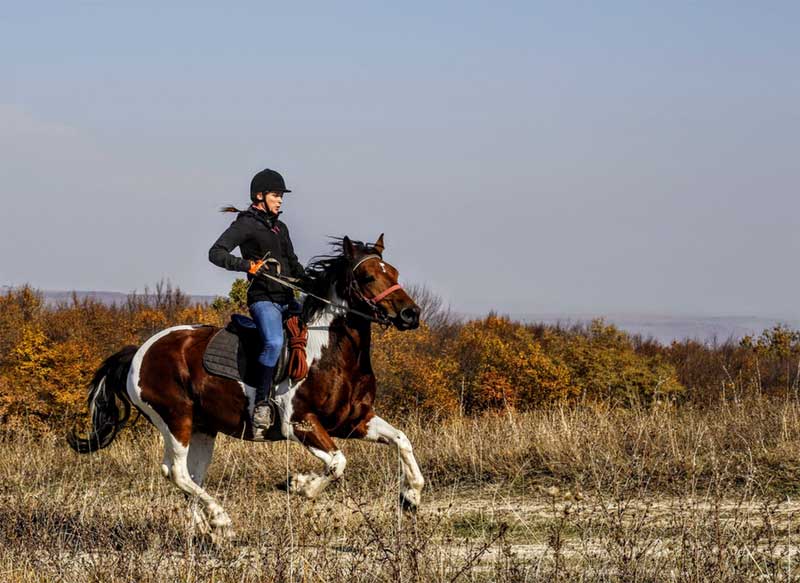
[67,345,139,453]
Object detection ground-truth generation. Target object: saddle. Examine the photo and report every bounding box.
[202,312,308,387]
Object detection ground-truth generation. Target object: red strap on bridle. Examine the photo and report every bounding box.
[368,283,403,304]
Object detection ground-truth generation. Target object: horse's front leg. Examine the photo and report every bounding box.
[363,415,424,510]
[289,414,347,499]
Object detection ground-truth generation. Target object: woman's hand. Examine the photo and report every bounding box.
[248,260,266,275]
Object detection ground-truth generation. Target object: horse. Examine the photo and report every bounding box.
[68,234,424,539]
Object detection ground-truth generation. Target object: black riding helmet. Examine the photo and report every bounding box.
[250,168,291,202]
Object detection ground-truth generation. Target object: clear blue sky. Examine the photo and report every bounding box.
[2,2,798,317]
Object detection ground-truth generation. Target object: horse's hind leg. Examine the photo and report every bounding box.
[128,328,233,541]
[362,415,424,510]
[160,425,233,539]
[289,414,347,499]
[187,431,216,486]
[186,431,217,535]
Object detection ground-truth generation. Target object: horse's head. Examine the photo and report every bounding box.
[344,233,421,330]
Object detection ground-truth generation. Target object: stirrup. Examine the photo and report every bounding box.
[252,401,273,430]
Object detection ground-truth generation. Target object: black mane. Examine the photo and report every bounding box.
[300,237,379,323]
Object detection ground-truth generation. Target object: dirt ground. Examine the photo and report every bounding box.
[3,410,800,581]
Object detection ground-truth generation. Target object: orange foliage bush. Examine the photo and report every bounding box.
[535,320,683,405]
[2,282,794,429]
[372,324,460,418]
[0,284,219,428]
[452,315,577,413]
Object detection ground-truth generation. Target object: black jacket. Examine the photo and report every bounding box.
[209,207,304,305]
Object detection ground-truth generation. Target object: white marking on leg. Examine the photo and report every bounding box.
[186,431,215,535]
[290,448,346,499]
[187,432,216,486]
[365,416,424,507]
[325,449,347,480]
[165,434,232,533]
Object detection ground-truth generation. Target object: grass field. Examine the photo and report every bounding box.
[2,398,800,582]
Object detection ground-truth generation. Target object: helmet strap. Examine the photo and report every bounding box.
[252,193,267,212]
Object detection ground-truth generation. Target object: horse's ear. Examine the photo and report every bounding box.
[343,236,356,259]
[373,233,385,255]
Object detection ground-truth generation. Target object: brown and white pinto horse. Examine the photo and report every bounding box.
[68,235,423,539]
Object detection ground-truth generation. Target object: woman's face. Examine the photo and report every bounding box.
[264,191,284,214]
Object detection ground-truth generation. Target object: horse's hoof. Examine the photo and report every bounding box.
[287,474,304,494]
[210,524,236,545]
[188,506,211,536]
[400,490,420,513]
[209,512,234,538]
[288,473,321,499]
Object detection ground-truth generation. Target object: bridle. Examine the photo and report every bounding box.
[349,254,404,323]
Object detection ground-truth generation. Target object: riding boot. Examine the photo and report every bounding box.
[252,365,275,432]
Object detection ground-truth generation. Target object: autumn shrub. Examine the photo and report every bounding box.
[0,283,222,427]
[665,325,800,404]
[2,283,798,430]
[209,277,249,316]
[372,324,460,418]
[0,322,54,426]
[533,319,684,405]
[451,315,577,413]
[0,285,42,369]
[739,325,800,393]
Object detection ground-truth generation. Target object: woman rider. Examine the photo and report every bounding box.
[209,168,304,431]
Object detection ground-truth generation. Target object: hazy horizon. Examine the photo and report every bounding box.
[7,284,800,323]
[5,286,793,346]
[3,3,798,319]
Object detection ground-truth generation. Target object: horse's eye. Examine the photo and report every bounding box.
[358,275,375,285]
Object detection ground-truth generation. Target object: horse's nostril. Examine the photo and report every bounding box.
[400,307,420,324]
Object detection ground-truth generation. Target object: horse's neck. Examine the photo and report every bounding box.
[306,286,372,370]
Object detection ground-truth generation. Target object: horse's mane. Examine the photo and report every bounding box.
[300,237,378,323]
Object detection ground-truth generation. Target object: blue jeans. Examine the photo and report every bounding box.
[249,301,287,368]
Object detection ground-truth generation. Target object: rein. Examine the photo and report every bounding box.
[254,254,402,325]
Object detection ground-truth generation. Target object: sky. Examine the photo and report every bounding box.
[2,2,798,318]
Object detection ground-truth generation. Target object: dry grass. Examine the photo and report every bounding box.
[2,398,800,581]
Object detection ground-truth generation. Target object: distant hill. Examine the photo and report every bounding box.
[32,289,219,307]
[511,313,800,345]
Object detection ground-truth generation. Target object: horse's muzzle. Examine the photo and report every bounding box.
[398,306,420,330]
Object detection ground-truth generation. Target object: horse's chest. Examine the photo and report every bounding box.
[297,370,375,411]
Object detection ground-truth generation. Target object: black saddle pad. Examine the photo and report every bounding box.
[202,314,290,387]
